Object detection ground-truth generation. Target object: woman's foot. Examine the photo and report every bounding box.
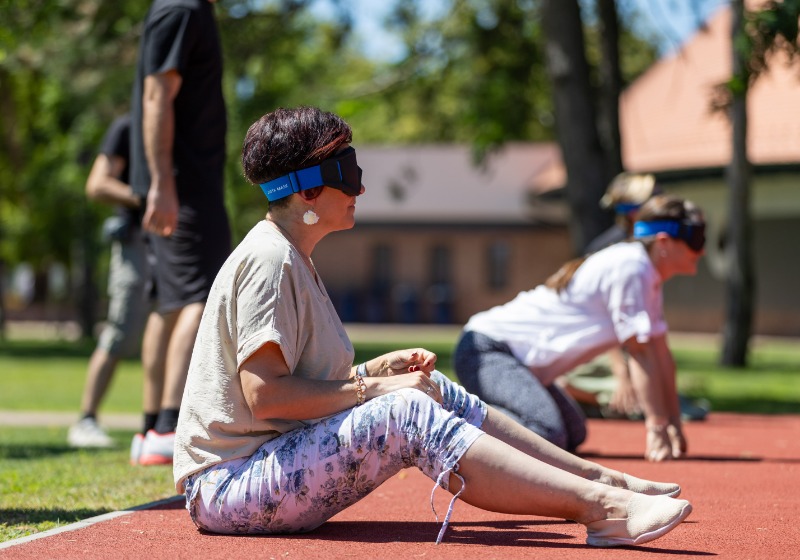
[596,471,681,497]
[622,473,681,497]
[585,493,692,547]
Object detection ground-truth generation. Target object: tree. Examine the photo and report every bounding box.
[721,0,754,367]
[0,1,144,336]
[0,0,361,334]
[596,0,624,178]
[541,0,615,254]
[349,0,554,154]
[716,0,800,366]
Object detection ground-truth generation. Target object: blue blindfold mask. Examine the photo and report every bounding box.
[633,220,706,252]
[614,202,641,215]
[259,147,363,202]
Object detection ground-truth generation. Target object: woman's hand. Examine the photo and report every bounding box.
[668,423,687,458]
[361,348,440,402]
[608,380,642,418]
[626,335,687,462]
[645,422,687,462]
[366,348,437,377]
[365,370,442,403]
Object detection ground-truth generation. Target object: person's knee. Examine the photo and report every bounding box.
[381,388,441,437]
[568,421,587,451]
[389,387,436,412]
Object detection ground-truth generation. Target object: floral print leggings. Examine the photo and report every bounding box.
[184,371,487,540]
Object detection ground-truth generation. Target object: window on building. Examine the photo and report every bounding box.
[430,245,451,285]
[487,241,511,290]
[371,244,393,292]
[365,244,394,322]
[429,245,453,323]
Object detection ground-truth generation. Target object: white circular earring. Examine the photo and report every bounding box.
[303,209,319,225]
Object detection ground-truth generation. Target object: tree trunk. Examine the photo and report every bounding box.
[541,0,614,254]
[597,0,623,177]
[721,0,754,366]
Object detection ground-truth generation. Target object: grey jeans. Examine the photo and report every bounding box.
[453,330,586,451]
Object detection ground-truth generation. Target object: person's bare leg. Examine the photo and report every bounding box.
[480,406,656,490]
[451,433,691,545]
[141,310,175,415]
[454,433,625,523]
[79,349,121,416]
[160,302,205,409]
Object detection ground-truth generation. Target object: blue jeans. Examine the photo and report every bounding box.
[454,330,587,451]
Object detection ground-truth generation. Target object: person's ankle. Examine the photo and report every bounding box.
[594,468,625,489]
[581,486,629,525]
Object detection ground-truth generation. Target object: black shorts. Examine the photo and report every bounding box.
[147,204,231,313]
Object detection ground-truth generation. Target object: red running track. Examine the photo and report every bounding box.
[2,413,799,559]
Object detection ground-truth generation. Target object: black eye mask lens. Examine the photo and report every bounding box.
[320,147,362,196]
[683,223,706,252]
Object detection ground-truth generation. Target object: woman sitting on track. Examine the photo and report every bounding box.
[172,106,692,547]
[454,194,705,461]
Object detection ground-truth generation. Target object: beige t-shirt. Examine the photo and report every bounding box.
[173,220,354,492]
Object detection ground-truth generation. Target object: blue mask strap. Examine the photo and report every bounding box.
[615,202,641,215]
[259,165,325,202]
[633,220,681,239]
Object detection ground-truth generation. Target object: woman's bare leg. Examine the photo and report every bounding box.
[480,406,671,492]
[454,430,625,524]
[451,430,692,547]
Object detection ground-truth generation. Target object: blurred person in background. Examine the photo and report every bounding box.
[564,174,708,423]
[586,172,660,254]
[454,195,706,462]
[69,114,165,450]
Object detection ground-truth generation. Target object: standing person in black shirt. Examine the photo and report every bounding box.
[129,0,231,465]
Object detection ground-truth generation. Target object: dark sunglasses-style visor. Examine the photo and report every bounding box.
[259,147,363,202]
[633,220,706,252]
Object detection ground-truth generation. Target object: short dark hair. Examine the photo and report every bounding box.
[242,106,353,208]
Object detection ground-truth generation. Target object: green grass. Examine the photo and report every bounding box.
[0,426,175,543]
[672,339,800,414]
[0,330,798,543]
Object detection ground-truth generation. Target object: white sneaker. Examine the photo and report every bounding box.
[138,430,175,465]
[130,433,145,465]
[586,494,692,547]
[68,417,115,448]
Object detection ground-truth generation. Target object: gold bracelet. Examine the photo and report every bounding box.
[354,370,367,406]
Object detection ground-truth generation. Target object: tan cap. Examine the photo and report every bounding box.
[600,172,658,210]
